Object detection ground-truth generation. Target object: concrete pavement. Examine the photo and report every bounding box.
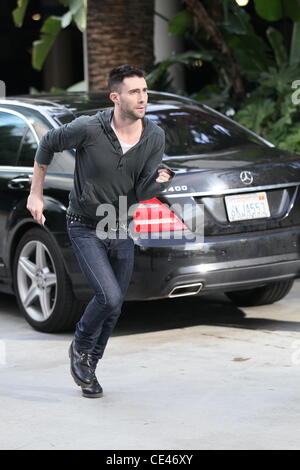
[0,282,300,450]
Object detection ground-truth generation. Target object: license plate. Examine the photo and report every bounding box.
[225,192,271,222]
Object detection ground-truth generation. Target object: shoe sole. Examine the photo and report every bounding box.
[68,344,93,388]
[82,391,103,398]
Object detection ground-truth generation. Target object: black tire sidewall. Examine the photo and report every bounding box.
[226,279,294,307]
[13,227,73,332]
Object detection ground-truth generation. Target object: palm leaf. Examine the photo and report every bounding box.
[12,0,29,27]
[32,16,62,71]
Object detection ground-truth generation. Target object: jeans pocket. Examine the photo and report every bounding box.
[67,220,95,239]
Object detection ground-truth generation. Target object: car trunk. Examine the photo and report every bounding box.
[162,145,300,236]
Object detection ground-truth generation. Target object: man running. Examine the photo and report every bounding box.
[27,64,174,398]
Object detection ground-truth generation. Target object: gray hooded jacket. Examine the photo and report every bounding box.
[35,108,175,221]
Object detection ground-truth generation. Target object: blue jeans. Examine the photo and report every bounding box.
[66,219,135,360]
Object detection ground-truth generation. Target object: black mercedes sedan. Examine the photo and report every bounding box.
[0,91,299,332]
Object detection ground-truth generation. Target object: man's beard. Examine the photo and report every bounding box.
[120,105,145,121]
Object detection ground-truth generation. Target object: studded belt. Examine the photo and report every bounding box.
[66,211,121,230]
[66,211,100,228]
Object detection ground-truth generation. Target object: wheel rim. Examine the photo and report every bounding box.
[17,240,58,322]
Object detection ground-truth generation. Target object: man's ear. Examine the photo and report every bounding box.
[109,91,119,105]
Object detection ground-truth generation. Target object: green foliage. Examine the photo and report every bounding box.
[235,99,276,135]
[254,0,300,22]
[234,62,300,152]
[151,0,300,153]
[223,4,274,81]
[229,11,300,153]
[266,27,287,66]
[253,0,284,22]
[32,16,62,71]
[64,0,87,32]
[146,50,215,91]
[9,0,300,153]
[275,125,300,152]
[12,0,29,27]
[191,84,231,111]
[169,10,193,35]
[150,1,275,95]
[289,22,300,66]
[11,0,87,70]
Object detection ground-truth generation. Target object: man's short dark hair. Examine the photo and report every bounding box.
[108,65,146,92]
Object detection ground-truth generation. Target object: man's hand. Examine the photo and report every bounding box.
[26,193,46,225]
[156,168,172,183]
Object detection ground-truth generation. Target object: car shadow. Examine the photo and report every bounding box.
[1,291,300,337]
[115,293,300,336]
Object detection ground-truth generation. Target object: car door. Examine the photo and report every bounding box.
[0,109,38,276]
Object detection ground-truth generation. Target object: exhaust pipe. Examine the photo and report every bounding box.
[168,282,203,298]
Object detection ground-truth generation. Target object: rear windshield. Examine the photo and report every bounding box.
[149,105,267,155]
[58,104,267,156]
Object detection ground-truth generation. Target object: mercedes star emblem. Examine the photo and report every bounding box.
[240,171,253,185]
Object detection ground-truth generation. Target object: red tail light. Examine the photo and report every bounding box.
[133,198,188,233]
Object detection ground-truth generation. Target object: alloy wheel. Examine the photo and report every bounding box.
[17,240,57,322]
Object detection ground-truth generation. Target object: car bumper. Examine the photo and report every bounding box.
[63,226,300,301]
[128,254,300,300]
[126,227,300,300]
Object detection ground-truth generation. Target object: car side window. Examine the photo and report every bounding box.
[17,127,38,167]
[0,111,27,165]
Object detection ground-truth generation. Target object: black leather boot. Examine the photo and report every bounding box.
[81,375,103,398]
[68,340,94,387]
[81,356,103,398]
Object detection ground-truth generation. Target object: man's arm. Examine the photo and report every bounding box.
[134,132,175,202]
[27,161,48,225]
[27,115,88,225]
[35,115,88,165]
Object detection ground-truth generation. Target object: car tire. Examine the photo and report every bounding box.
[226,279,294,307]
[13,227,86,333]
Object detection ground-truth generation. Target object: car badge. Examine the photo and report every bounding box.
[240,171,253,185]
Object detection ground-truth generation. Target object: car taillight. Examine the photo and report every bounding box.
[133,198,188,233]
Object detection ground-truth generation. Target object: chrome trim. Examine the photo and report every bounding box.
[0,166,33,171]
[240,170,253,185]
[0,98,63,109]
[165,181,300,198]
[168,282,203,298]
[184,253,299,274]
[0,107,39,144]
[0,101,61,130]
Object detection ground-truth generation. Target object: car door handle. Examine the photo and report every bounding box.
[7,174,32,190]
